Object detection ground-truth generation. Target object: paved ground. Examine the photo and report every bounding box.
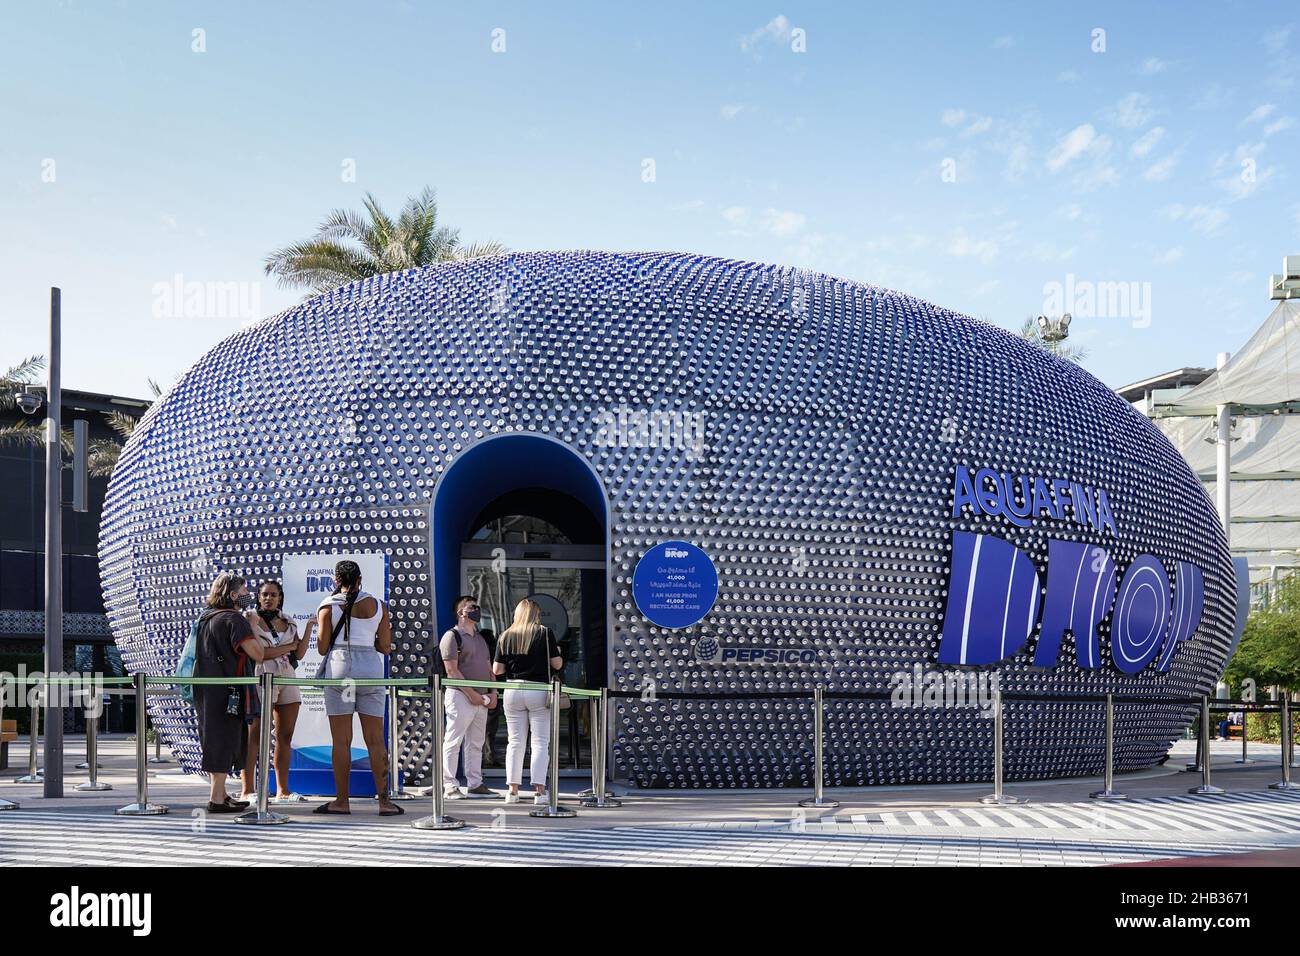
[2,738,1297,866]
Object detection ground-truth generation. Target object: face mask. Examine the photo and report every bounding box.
[235,592,252,610]
[466,609,481,622]
[257,608,279,626]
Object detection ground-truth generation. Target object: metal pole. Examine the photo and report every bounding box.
[531,679,576,818]
[980,690,1019,805]
[116,672,167,815]
[387,684,413,800]
[147,707,171,764]
[17,692,43,783]
[413,675,464,830]
[43,288,64,799]
[1188,695,1225,795]
[0,679,16,808]
[1214,350,1231,542]
[799,685,839,808]
[74,710,110,791]
[1236,705,1251,763]
[581,692,621,808]
[237,673,289,824]
[1271,696,1299,790]
[1090,693,1127,800]
[602,687,613,785]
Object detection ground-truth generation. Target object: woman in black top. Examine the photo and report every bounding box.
[491,599,563,806]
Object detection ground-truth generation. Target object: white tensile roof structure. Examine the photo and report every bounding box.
[1137,276,1300,589]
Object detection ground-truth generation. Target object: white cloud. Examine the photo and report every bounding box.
[962,116,993,137]
[1140,56,1168,75]
[992,35,1015,49]
[1264,116,1295,137]
[1046,124,1098,172]
[1130,126,1164,157]
[1243,103,1277,124]
[1059,203,1083,222]
[1144,154,1178,181]
[759,208,806,236]
[1057,70,1080,84]
[1165,203,1229,235]
[1263,25,1293,55]
[1158,247,1184,264]
[946,230,1002,264]
[1113,92,1155,129]
[722,206,749,226]
[940,108,967,127]
[720,104,745,121]
[1003,142,1030,182]
[740,15,791,53]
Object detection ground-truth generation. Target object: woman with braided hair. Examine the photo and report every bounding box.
[311,560,402,816]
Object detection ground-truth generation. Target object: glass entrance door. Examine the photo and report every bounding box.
[461,543,605,771]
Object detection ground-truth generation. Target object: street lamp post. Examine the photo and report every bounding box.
[44,288,64,798]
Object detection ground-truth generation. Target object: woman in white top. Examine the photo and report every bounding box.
[239,580,314,803]
[313,560,401,816]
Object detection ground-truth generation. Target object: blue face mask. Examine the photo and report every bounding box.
[466,608,481,622]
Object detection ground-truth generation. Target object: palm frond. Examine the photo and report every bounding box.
[453,240,509,261]
[1,355,46,385]
[87,438,122,478]
[0,421,73,454]
[104,410,139,440]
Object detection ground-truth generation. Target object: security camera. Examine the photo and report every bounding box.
[14,390,41,415]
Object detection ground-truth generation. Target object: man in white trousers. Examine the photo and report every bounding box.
[440,595,498,798]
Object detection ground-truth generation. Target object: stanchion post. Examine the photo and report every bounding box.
[0,678,18,809]
[16,687,43,783]
[387,683,414,801]
[75,710,111,792]
[531,679,576,818]
[413,675,464,830]
[799,685,839,809]
[1188,694,1225,795]
[980,690,1020,805]
[237,673,289,825]
[116,672,167,815]
[1089,693,1127,800]
[1235,703,1251,764]
[1270,695,1299,791]
[581,691,620,808]
[147,706,171,764]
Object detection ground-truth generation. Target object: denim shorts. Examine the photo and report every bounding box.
[320,648,386,718]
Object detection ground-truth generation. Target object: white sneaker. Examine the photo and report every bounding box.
[443,786,465,800]
[504,792,519,805]
[533,792,548,807]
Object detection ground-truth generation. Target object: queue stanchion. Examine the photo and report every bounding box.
[531,679,576,818]
[1089,693,1127,801]
[1235,705,1252,764]
[580,690,620,808]
[116,673,167,815]
[74,709,111,792]
[16,688,43,784]
[980,690,1019,805]
[1270,695,1299,791]
[412,675,464,830]
[1188,694,1225,796]
[799,685,839,809]
[0,679,17,810]
[148,706,171,764]
[387,683,414,801]
[238,673,289,825]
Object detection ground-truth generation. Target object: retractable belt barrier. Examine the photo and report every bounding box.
[2,674,1297,822]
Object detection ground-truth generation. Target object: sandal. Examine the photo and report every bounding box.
[271,793,308,804]
[312,802,351,815]
[378,802,405,816]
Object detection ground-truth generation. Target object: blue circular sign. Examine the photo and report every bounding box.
[632,540,719,629]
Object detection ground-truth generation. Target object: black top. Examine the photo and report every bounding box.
[493,626,560,683]
[195,608,254,680]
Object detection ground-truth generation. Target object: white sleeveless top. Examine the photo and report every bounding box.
[318,590,382,651]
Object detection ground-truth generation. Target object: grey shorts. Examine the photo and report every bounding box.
[323,683,385,718]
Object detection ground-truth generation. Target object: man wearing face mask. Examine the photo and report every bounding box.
[439,595,498,799]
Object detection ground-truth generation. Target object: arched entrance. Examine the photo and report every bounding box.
[431,434,609,769]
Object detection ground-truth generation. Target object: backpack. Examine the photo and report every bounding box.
[430,628,462,681]
[175,616,202,704]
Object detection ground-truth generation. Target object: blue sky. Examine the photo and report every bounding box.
[3,1,1298,398]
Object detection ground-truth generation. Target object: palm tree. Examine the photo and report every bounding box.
[263,187,507,294]
[1019,315,1088,363]
[1,356,156,475]
[0,355,65,451]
